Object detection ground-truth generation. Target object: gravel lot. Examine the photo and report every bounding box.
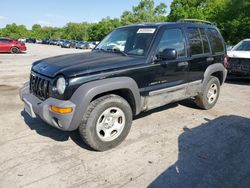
[0,44,249,188]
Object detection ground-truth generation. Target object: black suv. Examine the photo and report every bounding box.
[20,19,227,151]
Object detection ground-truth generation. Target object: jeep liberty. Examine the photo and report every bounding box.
[20,19,227,151]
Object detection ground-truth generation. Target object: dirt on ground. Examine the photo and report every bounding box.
[0,44,249,188]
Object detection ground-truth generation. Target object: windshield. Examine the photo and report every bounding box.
[232,41,250,51]
[95,27,157,56]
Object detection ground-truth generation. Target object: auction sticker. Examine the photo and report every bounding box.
[137,28,156,33]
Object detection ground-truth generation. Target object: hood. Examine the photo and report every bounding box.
[227,50,250,59]
[32,51,145,78]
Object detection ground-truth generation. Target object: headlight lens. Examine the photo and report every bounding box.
[56,76,66,95]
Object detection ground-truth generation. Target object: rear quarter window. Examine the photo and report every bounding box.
[206,28,224,54]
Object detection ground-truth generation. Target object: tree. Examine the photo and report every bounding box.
[62,22,90,40]
[216,0,250,44]
[0,23,29,38]
[168,0,228,22]
[121,0,167,25]
[88,18,121,41]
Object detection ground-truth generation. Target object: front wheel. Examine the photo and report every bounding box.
[195,76,220,110]
[79,94,132,151]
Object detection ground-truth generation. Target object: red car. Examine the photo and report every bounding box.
[0,38,27,53]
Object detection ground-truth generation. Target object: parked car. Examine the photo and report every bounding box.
[26,38,36,43]
[75,41,85,49]
[36,39,42,44]
[226,39,250,77]
[226,45,233,51]
[18,38,26,43]
[42,39,50,44]
[20,19,227,151]
[61,40,72,48]
[82,42,96,49]
[49,39,58,45]
[57,39,66,46]
[0,38,27,53]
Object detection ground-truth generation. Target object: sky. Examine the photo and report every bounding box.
[0,0,173,29]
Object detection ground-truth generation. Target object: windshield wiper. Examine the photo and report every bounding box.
[106,48,128,56]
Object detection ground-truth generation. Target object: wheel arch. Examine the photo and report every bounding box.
[203,63,227,87]
[69,77,141,130]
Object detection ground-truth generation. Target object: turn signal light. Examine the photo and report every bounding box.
[50,106,73,114]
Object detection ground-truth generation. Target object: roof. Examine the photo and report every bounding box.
[119,21,216,30]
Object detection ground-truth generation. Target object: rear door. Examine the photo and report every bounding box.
[185,27,212,82]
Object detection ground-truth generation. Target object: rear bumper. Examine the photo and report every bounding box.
[20,82,77,131]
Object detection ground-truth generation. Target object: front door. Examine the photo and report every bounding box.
[0,38,11,52]
[149,27,189,94]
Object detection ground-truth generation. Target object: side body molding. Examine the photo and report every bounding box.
[69,77,141,130]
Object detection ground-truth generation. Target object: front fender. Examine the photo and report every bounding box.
[69,77,141,130]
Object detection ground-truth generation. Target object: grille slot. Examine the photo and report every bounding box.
[30,73,50,100]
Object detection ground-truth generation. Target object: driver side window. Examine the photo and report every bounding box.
[157,28,187,58]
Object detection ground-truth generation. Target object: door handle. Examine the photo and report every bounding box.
[206,57,214,63]
[178,61,189,67]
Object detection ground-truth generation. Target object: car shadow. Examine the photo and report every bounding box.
[20,111,94,151]
[0,52,27,54]
[149,115,250,188]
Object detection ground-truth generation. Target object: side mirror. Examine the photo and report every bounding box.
[156,48,177,61]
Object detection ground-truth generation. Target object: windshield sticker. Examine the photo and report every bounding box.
[137,28,156,34]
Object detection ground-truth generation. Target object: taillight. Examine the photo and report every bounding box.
[224,55,229,68]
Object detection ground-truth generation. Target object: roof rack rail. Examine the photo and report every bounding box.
[177,19,213,25]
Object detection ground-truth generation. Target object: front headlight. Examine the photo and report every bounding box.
[56,76,66,95]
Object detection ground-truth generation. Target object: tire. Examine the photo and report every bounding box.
[10,46,19,54]
[195,76,220,110]
[79,94,133,151]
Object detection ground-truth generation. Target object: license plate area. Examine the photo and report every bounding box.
[23,98,36,118]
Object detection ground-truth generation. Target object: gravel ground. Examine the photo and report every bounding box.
[0,44,249,188]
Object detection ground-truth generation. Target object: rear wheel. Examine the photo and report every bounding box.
[79,94,132,151]
[10,47,19,54]
[195,76,220,110]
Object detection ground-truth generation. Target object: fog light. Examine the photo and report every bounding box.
[50,106,73,114]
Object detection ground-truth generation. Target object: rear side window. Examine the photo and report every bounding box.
[0,39,11,43]
[206,28,224,53]
[187,28,203,55]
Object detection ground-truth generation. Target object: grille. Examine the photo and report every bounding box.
[30,73,50,100]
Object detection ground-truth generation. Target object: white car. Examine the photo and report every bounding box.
[227,39,250,77]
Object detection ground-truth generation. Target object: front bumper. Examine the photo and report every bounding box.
[20,82,76,131]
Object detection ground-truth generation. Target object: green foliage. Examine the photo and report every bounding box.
[0,23,29,38]
[217,0,250,44]
[121,0,167,24]
[168,0,250,44]
[0,0,249,44]
[88,18,121,41]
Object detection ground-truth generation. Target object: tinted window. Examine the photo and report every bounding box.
[200,28,210,53]
[187,28,203,55]
[0,39,11,43]
[207,28,224,53]
[158,28,186,58]
[232,41,250,51]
